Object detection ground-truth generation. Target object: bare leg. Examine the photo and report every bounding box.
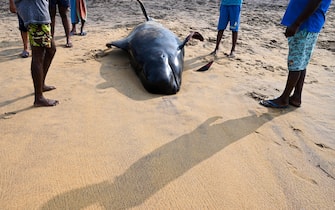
[58,5,72,47]
[80,19,86,35]
[42,39,57,92]
[49,5,56,38]
[289,69,306,107]
[211,30,224,55]
[31,46,58,107]
[262,71,301,108]
[229,31,238,57]
[21,31,29,52]
[70,23,77,35]
[20,31,29,58]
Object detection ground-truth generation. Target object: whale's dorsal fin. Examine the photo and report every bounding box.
[136,0,150,21]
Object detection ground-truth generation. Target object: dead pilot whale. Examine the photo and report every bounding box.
[106,0,211,94]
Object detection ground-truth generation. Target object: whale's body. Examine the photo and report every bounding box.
[106,0,204,94]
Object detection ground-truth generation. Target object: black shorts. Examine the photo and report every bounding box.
[49,0,70,8]
[17,14,28,32]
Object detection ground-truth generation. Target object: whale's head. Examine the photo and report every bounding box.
[138,49,183,95]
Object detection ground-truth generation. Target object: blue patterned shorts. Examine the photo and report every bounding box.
[287,30,319,71]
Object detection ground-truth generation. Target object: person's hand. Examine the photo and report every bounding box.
[284,23,299,37]
[9,0,17,13]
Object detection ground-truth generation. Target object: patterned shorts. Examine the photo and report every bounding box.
[287,30,319,71]
[28,24,52,48]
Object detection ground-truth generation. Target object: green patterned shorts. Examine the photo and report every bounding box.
[28,24,52,48]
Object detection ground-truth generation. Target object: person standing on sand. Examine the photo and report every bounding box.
[9,0,29,58]
[211,0,243,58]
[49,0,73,48]
[260,0,332,108]
[12,0,59,107]
[70,0,87,36]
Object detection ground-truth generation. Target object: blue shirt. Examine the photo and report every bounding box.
[281,0,332,33]
[14,0,51,27]
[221,0,243,6]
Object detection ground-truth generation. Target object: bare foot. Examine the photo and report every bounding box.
[289,97,301,107]
[65,42,73,48]
[43,85,56,92]
[210,50,218,56]
[259,98,288,109]
[227,51,235,58]
[34,96,59,107]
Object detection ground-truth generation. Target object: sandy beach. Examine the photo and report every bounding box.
[1,0,335,209]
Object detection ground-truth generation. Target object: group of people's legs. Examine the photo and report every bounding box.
[11,0,87,107]
[212,1,323,109]
[49,0,73,48]
[16,0,88,53]
[11,0,327,109]
[212,5,241,58]
[70,0,87,36]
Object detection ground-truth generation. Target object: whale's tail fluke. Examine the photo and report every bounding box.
[136,0,150,21]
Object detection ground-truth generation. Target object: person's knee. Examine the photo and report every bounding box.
[58,6,69,18]
[48,45,56,55]
[49,7,57,17]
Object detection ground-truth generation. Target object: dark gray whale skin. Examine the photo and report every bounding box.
[106,0,203,95]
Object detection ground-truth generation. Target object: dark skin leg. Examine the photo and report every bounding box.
[49,5,56,38]
[21,31,29,52]
[80,19,86,34]
[42,39,57,92]
[289,69,306,107]
[270,71,301,107]
[211,30,238,57]
[211,30,224,55]
[49,5,72,46]
[31,41,58,107]
[229,31,238,57]
[70,23,77,35]
[58,5,72,46]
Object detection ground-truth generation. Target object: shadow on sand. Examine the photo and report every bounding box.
[41,111,288,209]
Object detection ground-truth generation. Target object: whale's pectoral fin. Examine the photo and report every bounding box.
[178,31,204,50]
[106,38,129,50]
[106,42,113,48]
[196,60,214,72]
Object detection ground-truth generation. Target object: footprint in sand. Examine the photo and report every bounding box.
[286,161,318,185]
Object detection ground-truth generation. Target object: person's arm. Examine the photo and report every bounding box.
[9,0,16,13]
[285,0,322,37]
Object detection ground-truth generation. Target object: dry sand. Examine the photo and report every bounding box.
[1,0,335,209]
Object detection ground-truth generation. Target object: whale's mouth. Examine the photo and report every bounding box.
[140,64,180,95]
[139,52,182,94]
[169,63,179,92]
